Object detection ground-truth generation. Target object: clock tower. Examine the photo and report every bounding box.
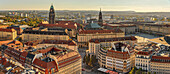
[49,4,55,24]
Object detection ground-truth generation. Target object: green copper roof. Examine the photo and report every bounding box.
[85,23,101,29]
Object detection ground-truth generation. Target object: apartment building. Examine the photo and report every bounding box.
[98,42,135,73]
[88,36,137,56]
[138,24,170,36]
[135,49,153,71]
[150,52,170,74]
[22,28,69,42]
[0,28,17,40]
[77,29,125,47]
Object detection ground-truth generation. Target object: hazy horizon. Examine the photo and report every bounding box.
[1,0,170,12]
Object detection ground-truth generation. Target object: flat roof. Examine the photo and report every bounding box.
[149,37,170,46]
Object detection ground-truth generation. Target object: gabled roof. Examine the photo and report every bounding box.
[33,58,57,69]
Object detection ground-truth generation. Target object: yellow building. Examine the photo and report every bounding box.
[88,36,137,57]
[135,50,152,71]
[98,42,135,73]
[0,28,17,40]
[22,29,69,42]
[138,24,170,36]
[150,56,170,74]
[77,29,125,47]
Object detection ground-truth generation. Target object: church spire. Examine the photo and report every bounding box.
[98,8,103,26]
[49,4,55,24]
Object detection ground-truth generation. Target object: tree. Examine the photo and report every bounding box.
[129,68,133,74]
[136,68,142,74]
[91,55,97,67]
[148,72,151,74]
[89,56,92,67]
[85,54,90,65]
[20,21,26,25]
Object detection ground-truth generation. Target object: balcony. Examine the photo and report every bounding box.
[116,64,123,67]
[107,59,112,61]
[107,62,113,64]
[116,61,123,64]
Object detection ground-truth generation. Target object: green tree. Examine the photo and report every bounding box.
[148,72,151,74]
[136,68,142,74]
[85,54,90,65]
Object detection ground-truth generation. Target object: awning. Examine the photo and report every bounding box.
[98,68,118,74]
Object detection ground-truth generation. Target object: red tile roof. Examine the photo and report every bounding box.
[38,47,62,54]
[33,58,58,69]
[79,29,123,34]
[38,24,76,29]
[151,56,170,63]
[0,28,15,32]
[137,51,152,56]
[25,40,76,46]
[38,21,80,29]
[20,51,28,62]
[89,36,137,43]
[58,56,81,67]
[38,47,54,54]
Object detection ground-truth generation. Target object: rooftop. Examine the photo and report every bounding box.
[38,21,80,29]
[149,35,170,46]
[79,29,123,34]
[23,29,67,35]
[0,28,16,32]
[89,36,137,43]
[25,40,77,46]
[84,23,101,29]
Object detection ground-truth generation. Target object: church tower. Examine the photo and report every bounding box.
[49,4,55,24]
[98,8,103,26]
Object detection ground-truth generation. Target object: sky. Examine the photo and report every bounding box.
[1,0,170,12]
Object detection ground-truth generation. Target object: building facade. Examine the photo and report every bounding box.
[0,28,17,40]
[135,50,153,71]
[150,56,170,74]
[138,24,170,36]
[104,23,138,34]
[98,42,135,73]
[88,36,137,56]
[22,29,69,42]
[77,29,125,47]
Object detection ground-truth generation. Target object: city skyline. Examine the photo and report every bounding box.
[1,0,170,12]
